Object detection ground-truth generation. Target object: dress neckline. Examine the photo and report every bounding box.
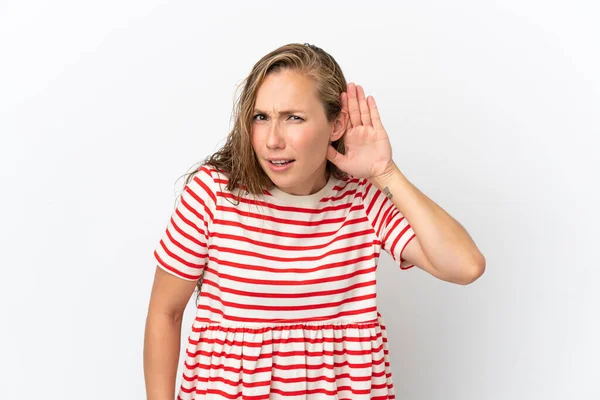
[267,173,337,207]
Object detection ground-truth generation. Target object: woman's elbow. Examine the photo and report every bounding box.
[457,254,486,285]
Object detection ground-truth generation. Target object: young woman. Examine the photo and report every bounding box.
[144,42,485,400]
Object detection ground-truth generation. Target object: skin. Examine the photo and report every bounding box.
[250,69,346,196]
[144,267,196,400]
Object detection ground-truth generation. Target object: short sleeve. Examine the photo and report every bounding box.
[359,179,417,270]
[153,165,217,281]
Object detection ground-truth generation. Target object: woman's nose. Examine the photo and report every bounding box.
[266,122,284,148]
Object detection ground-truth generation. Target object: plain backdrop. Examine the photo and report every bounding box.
[1,1,598,399]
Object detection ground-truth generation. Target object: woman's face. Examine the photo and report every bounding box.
[251,69,345,196]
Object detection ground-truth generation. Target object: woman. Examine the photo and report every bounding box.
[144,42,485,400]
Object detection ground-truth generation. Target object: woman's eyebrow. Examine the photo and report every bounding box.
[253,108,305,115]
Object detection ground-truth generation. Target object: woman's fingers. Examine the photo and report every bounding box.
[347,82,363,128]
[367,96,384,131]
[356,85,371,127]
[345,83,373,127]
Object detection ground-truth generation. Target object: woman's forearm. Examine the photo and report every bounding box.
[370,162,485,281]
[143,312,183,400]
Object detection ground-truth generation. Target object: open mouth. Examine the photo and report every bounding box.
[269,160,295,166]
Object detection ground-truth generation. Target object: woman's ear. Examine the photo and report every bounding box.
[330,110,348,142]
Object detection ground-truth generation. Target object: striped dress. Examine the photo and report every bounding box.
[153,165,417,400]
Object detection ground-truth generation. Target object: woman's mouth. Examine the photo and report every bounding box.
[268,159,295,171]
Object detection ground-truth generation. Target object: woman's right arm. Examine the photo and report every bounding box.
[144,266,198,400]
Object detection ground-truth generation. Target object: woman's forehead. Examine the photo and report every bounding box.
[254,72,319,113]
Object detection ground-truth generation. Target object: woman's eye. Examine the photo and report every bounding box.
[252,114,303,121]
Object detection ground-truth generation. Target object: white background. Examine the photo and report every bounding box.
[1,1,598,399]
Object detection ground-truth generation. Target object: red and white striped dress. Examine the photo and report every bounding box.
[153,165,417,400]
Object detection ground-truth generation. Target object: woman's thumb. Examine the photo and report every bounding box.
[326,145,345,167]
